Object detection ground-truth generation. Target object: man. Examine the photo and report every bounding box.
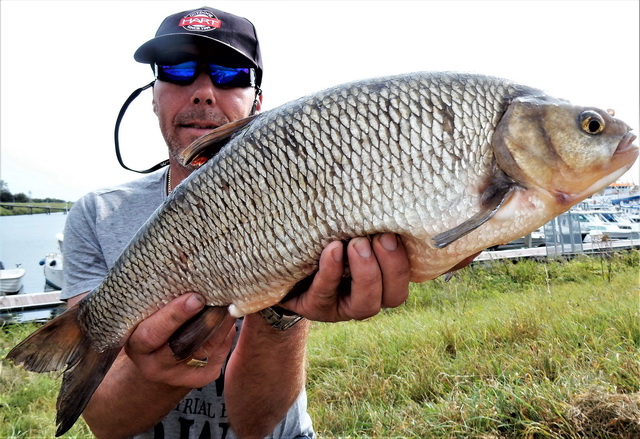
[62,6,411,439]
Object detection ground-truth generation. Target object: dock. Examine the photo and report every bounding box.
[0,291,63,313]
[478,238,640,262]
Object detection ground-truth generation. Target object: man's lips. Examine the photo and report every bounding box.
[180,123,218,130]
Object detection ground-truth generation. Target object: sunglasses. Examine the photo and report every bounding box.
[154,61,256,88]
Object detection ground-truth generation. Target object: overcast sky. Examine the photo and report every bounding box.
[1,0,638,201]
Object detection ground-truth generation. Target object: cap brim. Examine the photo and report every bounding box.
[134,33,259,70]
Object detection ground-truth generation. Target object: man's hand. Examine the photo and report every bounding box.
[282,233,411,322]
[124,293,237,389]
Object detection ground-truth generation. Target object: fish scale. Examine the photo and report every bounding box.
[7,71,638,437]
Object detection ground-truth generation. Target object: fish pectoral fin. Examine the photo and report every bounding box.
[179,116,259,166]
[168,305,229,362]
[6,304,120,437]
[433,179,517,249]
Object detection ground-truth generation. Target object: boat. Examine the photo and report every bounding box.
[40,253,63,290]
[0,262,26,295]
[587,182,640,206]
[570,209,640,242]
[39,232,64,290]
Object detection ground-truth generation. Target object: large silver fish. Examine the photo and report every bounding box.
[8,72,638,436]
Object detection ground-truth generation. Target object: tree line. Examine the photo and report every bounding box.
[0,179,66,204]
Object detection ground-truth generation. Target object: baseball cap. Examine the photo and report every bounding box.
[134,6,263,85]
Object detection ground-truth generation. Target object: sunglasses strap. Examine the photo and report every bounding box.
[115,82,262,173]
[114,81,170,174]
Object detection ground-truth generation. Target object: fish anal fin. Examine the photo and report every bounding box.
[179,116,258,166]
[168,305,229,361]
[56,344,120,436]
[433,171,518,249]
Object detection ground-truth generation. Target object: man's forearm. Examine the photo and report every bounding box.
[225,313,310,438]
[82,353,191,438]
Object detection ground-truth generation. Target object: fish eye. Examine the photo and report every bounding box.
[580,111,605,135]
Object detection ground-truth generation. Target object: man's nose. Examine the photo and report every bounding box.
[190,72,216,105]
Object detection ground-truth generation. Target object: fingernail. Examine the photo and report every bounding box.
[353,238,372,258]
[331,242,344,263]
[186,294,205,312]
[379,233,398,251]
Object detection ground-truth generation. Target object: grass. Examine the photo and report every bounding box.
[306,251,640,438]
[0,324,92,438]
[1,251,638,438]
[0,202,71,216]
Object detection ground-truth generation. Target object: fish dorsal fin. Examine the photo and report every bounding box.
[432,171,518,249]
[179,115,258,166]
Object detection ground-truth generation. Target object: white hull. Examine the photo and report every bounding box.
[0,268,26,295]
[41,253,63,290]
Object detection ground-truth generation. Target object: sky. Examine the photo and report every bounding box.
[1,0,638,202]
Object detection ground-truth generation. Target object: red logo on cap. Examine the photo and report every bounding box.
[179,10,221,31]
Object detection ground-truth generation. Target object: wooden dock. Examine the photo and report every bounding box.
[477,238,639,262]
[0,291,63,312]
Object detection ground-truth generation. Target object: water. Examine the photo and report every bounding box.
[0,212,68,294]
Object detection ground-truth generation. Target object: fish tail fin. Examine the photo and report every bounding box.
[6,305,120,436]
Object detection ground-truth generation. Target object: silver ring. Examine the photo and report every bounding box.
[186,357,208,367]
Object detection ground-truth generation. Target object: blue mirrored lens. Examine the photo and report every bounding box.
[156,62,253,87]
[159,61,199,82]
[208,65,251,86]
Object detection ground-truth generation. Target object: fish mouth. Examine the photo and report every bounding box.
[615,131,638,155]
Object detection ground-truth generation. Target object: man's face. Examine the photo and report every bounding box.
[152,50,260,161]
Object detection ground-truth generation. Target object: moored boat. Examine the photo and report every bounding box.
[40,233,64,290]
[0,262,26,295]
[40,253,63,290]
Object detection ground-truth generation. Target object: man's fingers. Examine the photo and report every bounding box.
[311,240,346,298]
[372,233,410,308]
[343,237,383,320]
[127,293,205,355]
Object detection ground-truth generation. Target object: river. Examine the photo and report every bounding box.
[0,212,68,294]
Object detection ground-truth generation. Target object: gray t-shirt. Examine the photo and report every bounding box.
[62,169,314,439]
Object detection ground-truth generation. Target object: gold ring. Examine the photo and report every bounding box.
[186,357,208,367]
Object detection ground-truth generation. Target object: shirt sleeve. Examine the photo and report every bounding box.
[60,194,109,300]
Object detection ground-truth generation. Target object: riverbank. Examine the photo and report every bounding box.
[0,202,72,216]
[1,251,638,437]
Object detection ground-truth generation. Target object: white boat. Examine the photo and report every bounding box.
[0,262,26,295]
[40,253,63,290]
[571,209,640,241]
[39,232,64,290]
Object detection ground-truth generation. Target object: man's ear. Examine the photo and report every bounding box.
[152,86,159,116]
